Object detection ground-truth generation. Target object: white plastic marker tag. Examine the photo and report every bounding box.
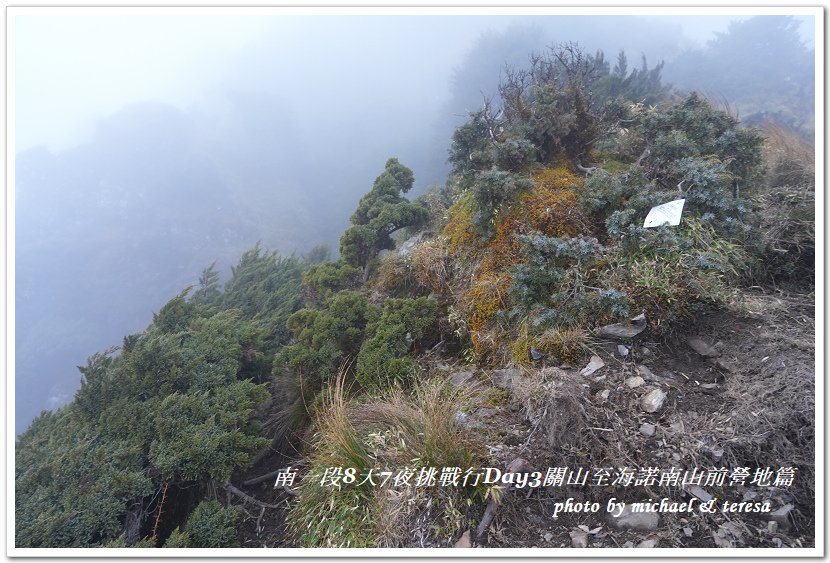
[643,198,685,228]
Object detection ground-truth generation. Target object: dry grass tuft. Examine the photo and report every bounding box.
[288,373,484,547]
[375,254,416,295]
[511,367,591,454]
[410,239,450,293]
[753,121,815,283]
[536,327,588,365]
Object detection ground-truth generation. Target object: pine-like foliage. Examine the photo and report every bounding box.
[15,244,305,547]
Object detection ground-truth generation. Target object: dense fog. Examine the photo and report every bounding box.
[13,12,815,432]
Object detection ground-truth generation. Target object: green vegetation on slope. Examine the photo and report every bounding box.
[16,250,305,547]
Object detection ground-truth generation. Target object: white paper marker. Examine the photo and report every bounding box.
[643,198,686,228]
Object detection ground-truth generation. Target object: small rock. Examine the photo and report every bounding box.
[569,529,588,548]
[597,313,647,339]
[640,389,667,413]
[530,346,546,361]
[491,368,521,390]
[669,421,684,433]
[543,532,553,542]
[398,233,425,256]
[637,538,658,548]
[687,336,720,358]
[672,452,682,461]
[767,521,778,534]
[625,376,645,388]
[607,505,660,531]
[770,503,794,531]
[714,358,734,372]
[683,527,693,537]
[580,355,605,376]
[453,411,470,426]
[742,490,758,502]
[641,346,652,356]
[617,344,630,357]
[639,423,656,437]
[595,389,610,402]
[450,370,476,387]
[684,484,714,503]
[636,365,654,378]
[720,521,744,542]
[711,530,733,548]
[711,448,724,461]
[454,530,471,548]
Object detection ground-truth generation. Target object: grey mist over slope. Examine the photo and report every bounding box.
[13,13,815,432]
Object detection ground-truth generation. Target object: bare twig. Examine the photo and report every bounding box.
[223,482,283,509]
[242,470,282,487]
[476,458,529,540]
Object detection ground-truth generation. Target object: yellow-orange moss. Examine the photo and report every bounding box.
[481,216,526,272]
[444,163,592,363]
[479,165,585,273]
[510,323,537,366]
[522,165,586,237]
[465,271,511,358]
[533,164,582,192]
[443,193,483,256]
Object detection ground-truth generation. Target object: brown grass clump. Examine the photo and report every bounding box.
[376,254,416,295]
[375,239,451,296]
[760,121,814,189]
[351,379,482,470]
[510,367,591,454]
[410,239,450,293]
[754,121,815,283]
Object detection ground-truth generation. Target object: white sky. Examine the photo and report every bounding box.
[14,15,271,151]
[11,11,817,154]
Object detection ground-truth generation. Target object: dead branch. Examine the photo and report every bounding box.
[635,145,651,166]
[576,162,597,175]
[476,458,531,540]
[223,482,283,509]
[242,470,282,487]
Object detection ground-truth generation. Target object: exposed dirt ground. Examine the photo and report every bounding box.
[460,287,815,549]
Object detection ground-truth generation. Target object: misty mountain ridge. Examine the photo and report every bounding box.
[14,15,815,433]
